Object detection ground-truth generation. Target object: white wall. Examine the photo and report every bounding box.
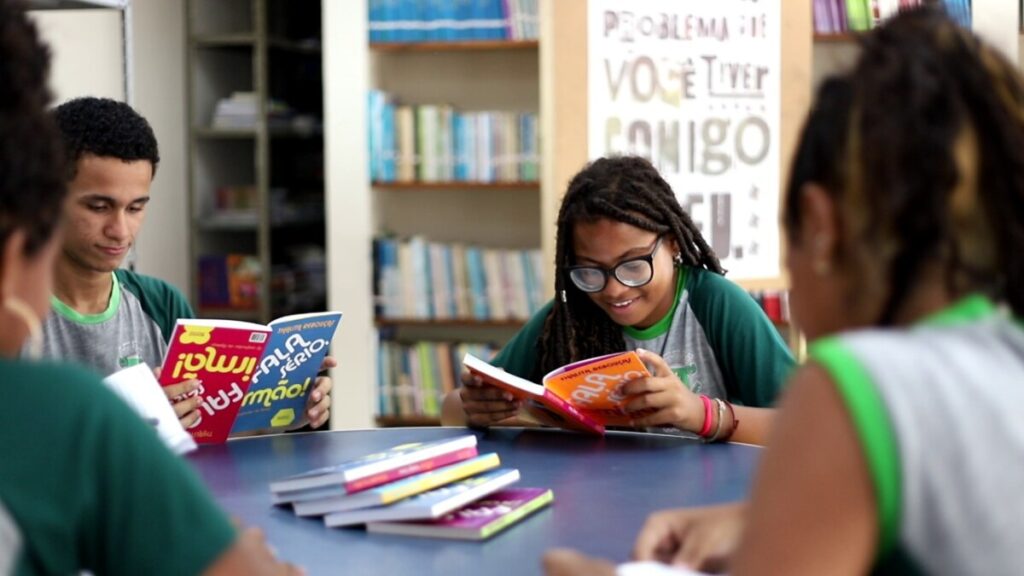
[324,0,375,429]
[973,0,1019,65]
[30,1,191,297]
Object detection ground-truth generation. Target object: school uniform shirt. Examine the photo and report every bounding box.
[492,266,795,411]
[41,269,191,376]
[811,295,1024,575]
[0,358,236,575]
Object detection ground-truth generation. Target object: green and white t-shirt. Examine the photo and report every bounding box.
[41,269,192,376]
[492,266,794,410]
[0,359,236,575]
[811,295,1024,574]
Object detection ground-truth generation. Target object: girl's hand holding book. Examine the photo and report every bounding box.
[458,368,523,427]
[620,349,704,433]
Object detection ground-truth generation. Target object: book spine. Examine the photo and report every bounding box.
[344,446,480,493]
[478,488,554,538]
[380,453,501,504]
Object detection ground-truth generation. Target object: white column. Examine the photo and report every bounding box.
[972,0,1019,65]
[324,0,376,429]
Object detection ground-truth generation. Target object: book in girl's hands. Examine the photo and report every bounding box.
[270,435,479,495]
[293,452,501,516]
[462,351,652,435]
[231,311,343,434]
[158,312,343,444]
[323,468,521,528]
[366,488,553,540]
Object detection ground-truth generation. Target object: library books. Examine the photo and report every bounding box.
[157,312,341,443]
[270,435,479,494]
[323,468,521,528]
[463,351,655,434]
[293,453,501,516]
[366,487,553,540]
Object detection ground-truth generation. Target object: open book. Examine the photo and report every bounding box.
[462,351,652,435]
[158,311,342,444]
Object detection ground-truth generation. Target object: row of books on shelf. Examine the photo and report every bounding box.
[377,340,497,419]
[813,0,970,34]
[373,236,545,322]
[198,247,326,314]
[368,90,539,184]
[270,435,552,539]
[749,289,791,326]
[209,91,319,133]
[369,0,538,43]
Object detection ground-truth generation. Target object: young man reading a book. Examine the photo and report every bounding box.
[0,2,302,572]
[40,96,334,431]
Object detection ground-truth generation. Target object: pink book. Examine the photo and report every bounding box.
[366,488,554,540]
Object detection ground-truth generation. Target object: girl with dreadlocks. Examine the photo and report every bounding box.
[441,155,794,444]
[545,6,1024,575]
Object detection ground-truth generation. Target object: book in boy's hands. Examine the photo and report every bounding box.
[462,350,652,435]
[159,319,272,444]
[102,363,197,455]
[270,435,479,495]
[323,468,521,528]
[293,452,501,516]
[231,311,342,434]
[366,487,553,540]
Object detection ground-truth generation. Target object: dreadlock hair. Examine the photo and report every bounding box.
[0,0,66,257]
[535,155,723,380]
[784,5,1024,323]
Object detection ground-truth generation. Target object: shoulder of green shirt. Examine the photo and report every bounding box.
[491,299,552,380]
[115,269,194,343]
[684,267,794,406]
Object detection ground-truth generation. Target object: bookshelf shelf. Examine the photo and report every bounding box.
[193,126,258,139]
[375,415,442,427]
[813,32,858,43]
[376,318,526,329]
[370,40,538,53]
[371,180,539,191]
[192,34,258,48]
[196,307,262,322]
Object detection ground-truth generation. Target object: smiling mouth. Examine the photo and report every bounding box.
[609,299,636,309]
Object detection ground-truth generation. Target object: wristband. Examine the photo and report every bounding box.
[721,400,740,442]
[698,394,714,437]
[706,398,726,442]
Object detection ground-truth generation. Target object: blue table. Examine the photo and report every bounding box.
[189,427,761,575]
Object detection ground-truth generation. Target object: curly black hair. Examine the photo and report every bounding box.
[784,6,1024,320]
[535,155,723,379]
[53,96,160,179]
[0,0,66,256]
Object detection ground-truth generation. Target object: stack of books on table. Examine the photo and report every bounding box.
[269,435,553,540]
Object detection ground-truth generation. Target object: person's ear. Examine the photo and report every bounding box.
[800,183,839,275]
[0,229,28,302]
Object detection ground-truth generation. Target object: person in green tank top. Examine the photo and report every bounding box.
[43,97,335,433]
[0,3,302,573]
[442,156,795,445]
[544,7,1024,576]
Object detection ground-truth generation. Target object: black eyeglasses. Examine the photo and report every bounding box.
[568,236,664,293]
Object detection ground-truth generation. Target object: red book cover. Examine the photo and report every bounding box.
[160,319,271,444]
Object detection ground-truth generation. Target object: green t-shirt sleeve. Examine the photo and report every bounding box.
[116,270,194,343]
[687,270,795,406]
[490,300,552,380]
[75,369,236,575]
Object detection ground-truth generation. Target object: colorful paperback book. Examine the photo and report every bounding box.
[462,350,652,435]
[323,468,521,528]
[294,452,501,516]
[270,435,479,494]
[273,446,479,505]
[158,319,272,444]
[366,487,553,540]
[231,311,343,434]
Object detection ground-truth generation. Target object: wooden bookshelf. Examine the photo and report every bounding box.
[376,415,442,427]
[813,32,858,43]
[195,307,262,322]
[371,180,539,191]
[370,40,538,53]
[376,318,526,329]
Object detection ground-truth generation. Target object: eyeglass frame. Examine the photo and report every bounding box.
[567,236,666,293]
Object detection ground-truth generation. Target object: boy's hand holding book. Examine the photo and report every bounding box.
[303,355,337,429]
[154,365,204,430]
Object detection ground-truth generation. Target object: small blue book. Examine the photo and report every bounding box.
[230,311,342,434]
[323,467,520,527]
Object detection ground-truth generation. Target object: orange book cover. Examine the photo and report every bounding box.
[159,319,271,444]
[541,351,651,426]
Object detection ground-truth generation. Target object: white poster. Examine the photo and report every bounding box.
[588,0,781,280]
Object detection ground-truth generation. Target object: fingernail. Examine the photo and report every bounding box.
[313,392,321,401]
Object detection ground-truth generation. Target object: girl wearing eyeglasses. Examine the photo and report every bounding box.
[441,155,794,444]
